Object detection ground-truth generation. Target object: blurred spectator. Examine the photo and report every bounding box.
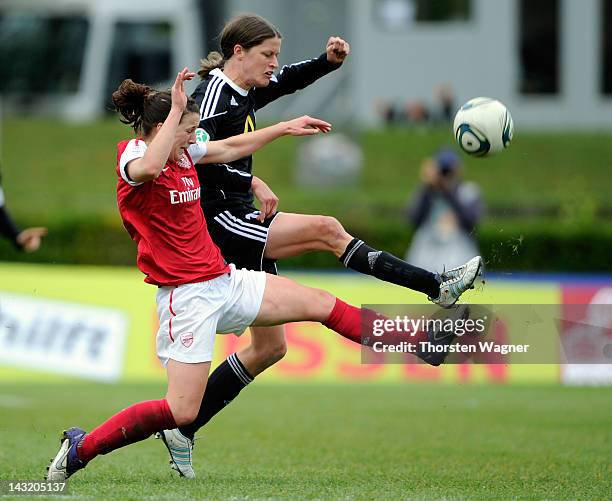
[405,148,483,271]
[377,84,455,125]
[0,164,47,252]
[404,100,430,122]
[435,84,455,122]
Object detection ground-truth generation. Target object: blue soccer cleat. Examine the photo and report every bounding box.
[46,427,88,481]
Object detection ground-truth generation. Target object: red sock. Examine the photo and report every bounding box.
[323,298,429,346]
[323,298,362,343]
[77,399,176,463]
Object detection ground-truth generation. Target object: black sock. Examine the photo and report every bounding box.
[178,353,253,439]
[339,238,441,298]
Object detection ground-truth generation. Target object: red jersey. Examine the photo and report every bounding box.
[116,138,229,286]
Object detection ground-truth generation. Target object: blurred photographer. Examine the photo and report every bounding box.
[405,148,483,271]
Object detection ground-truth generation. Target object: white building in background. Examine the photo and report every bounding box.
[1,0,612,128]
[0,0,204,122]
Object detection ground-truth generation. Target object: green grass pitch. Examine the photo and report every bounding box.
[3,119,611,221]
[0,382,610,500]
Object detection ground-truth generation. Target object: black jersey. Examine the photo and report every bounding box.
[191,53,341,209]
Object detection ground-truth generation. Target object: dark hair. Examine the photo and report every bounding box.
[198,13,282,79]
[112,79,199,135]
[435,148,461,176]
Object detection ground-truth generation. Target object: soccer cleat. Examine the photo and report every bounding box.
[46,427,88,481]
[430,256,482,308]
[418,304,470,366]
[155,429,195,479]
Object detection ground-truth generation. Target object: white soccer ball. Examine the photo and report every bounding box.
[453,97,514,157]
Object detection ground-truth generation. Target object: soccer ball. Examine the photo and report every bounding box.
[453,97,514,157]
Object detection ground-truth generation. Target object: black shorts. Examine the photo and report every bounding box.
[205,206,279,275]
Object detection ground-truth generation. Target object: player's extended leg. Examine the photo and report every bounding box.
[265,212,482,307]
[254,273,466,366]
[46,361,210,481]
[236,325,287,375]
[254,274,337,325]
[264,212,353,259]
[177,324,286,442]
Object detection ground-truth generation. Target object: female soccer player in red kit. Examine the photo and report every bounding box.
[46,69,462,482]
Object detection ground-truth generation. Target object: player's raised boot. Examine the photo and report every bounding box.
[46,427,88,481]
[155,429,195,479]
[418,304,470,366]
[430,256,482,308]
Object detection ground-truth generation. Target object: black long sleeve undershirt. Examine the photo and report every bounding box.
[0,204,21,249]
[253,53,343,111]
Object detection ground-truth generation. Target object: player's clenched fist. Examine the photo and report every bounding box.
[326,36,350,64]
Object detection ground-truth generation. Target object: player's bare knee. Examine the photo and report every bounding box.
[253,337,287,366]
[308,288,336,320]
[316,216,348,251]
[268,338,288,363]
[169,403,199,426]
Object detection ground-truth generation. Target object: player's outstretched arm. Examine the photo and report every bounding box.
[201,116,331,165]
[126,68,195,183]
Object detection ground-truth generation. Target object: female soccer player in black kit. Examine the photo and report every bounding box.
[157,14,482,478]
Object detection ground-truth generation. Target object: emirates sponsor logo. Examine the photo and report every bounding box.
[181,332,194,348]
[170,187,201,204]
[169,177,200,204]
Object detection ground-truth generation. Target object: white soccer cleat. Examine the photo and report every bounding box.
[155,429,195,479]
[430,256,483,308]
[46,427,88,481]
[46,438,71,482]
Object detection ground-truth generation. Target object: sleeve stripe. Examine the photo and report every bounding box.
[201,77,225,120]
[207,81,225,119]
[221,164,252,178]
[278,58,316,76]
[199,75,221,119]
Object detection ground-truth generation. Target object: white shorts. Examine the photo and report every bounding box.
[155,264,267,367]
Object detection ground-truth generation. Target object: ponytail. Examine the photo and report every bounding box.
[112,79,156,135]
[198,51,225,79]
